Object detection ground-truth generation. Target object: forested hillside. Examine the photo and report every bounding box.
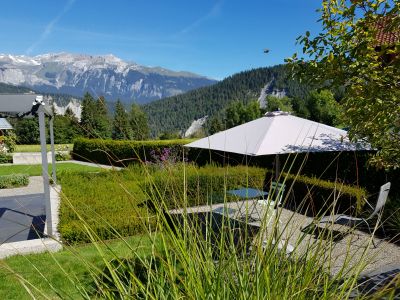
[142,65,310,135]
[0,83,32,94]
[0,82,80,105]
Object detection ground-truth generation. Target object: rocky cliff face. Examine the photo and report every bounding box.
[0,53,216,104]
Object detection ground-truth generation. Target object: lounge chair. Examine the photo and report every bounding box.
[258,181,286,208]
[304,182,391,247]
[257,181,286,225]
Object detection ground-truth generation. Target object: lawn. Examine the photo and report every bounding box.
[0,235,156,299]
[0,162,102,176]
[14,144,73,153]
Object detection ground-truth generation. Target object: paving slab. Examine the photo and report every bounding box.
[170,201,400,277]
[59,160,122,170]
[0,176,62,258]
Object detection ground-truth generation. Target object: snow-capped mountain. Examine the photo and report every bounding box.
[0,53,217,103]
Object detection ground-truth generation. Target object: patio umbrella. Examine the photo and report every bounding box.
[185,111,370,179]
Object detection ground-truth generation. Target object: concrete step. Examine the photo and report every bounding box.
[13,152,53,165]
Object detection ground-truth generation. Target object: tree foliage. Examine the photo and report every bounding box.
[80,92,97,137]
[80,93,112,139]
[288,0,400,168]
[225,101,262,129]
[306,90,342,126]
[129,103,150,140]
[265,96,293,113]
[94,96,112,139]
[205,101,262,134]
[14,119,40,144]
[52,114,81,144]
[112,100,132,140]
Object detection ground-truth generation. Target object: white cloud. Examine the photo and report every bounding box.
[26,0,76,54]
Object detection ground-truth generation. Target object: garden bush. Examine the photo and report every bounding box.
[72,138,195,166]
[55,151,71,161]
[0,173,29,189]
[0,153,13,164]
[0,132,17,153]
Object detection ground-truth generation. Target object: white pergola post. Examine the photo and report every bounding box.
[38,108,53,236]
[49,116,57,184]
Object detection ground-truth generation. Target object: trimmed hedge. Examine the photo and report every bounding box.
[0,173,29,189]
[193,149,400,201]
[72,138,195,167]
[58,170,153,244]
[144,165,367,216]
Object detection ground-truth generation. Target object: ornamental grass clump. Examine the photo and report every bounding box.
[3,150,398,299]
[64,161,390,298]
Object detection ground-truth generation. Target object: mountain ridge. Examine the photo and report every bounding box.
[0,53,217,103]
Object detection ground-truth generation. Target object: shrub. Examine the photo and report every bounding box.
[0,153,13,164]
[0,174,29,189]
[0,132,17,153]
[55,151,71,161]
[72,138,195,167]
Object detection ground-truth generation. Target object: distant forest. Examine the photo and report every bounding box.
[143,65,311,136]
[0,83,81,105]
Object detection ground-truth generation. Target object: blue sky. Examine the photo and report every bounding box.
[0,0,322,79]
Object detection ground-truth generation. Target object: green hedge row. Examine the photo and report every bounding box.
[72,138,195,166]
[0,174,29,189]
[144,165,367,216]
[193,149,399,201]
[58,170,153,244]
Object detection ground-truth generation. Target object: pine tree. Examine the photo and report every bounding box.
[94,96,112,139]
[129,103,149,140]
[80,92,96,137]
[207,115,224,135]
[112,100,132,140]
[65,107,78,122]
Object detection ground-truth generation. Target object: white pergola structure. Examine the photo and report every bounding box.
[0,94,57,236]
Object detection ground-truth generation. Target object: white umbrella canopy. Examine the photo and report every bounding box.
[185,111,370,155]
